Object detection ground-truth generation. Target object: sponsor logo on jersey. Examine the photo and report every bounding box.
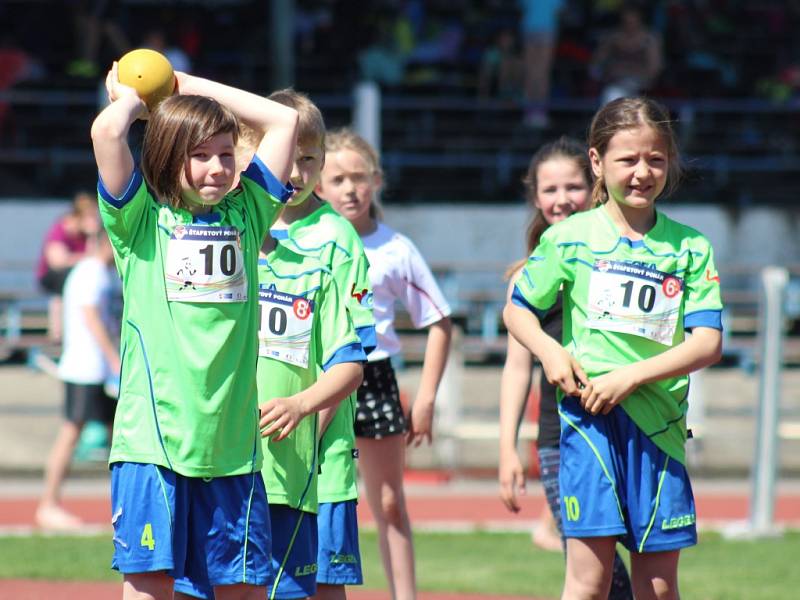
[350,284,367,302]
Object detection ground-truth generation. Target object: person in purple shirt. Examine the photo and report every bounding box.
[36,191,99,340]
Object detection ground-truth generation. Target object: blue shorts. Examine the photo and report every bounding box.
[558,396,697,553]
[111,462,272,589]
[268,505,318,599]
[316,500,362,585]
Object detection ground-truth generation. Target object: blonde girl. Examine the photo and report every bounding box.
[319,128,452,600]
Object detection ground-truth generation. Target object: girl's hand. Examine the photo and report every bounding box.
[105,62,147,118]
[540,345,590,398]
[406,394,435,447]
[498,448,526,513]
[259,396,305,441]
[580,365,639,415]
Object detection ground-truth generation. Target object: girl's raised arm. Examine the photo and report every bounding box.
[175,73,299,183]
[90,63,146,197]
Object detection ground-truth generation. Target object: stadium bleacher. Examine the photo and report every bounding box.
[1,0,799,362]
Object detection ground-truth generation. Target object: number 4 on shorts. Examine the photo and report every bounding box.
[140,523,155,550]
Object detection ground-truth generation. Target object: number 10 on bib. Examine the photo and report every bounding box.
[585,259,683,345]
[258,289,314,368]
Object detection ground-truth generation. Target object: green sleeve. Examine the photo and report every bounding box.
[316,275,363,369]
[238,158,292,240]
[514,233,571,315]
[97,170,152,261]
[330,244,376,349]
[683,240,724,330]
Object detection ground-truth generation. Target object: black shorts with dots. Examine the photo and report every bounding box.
[354,358,407,439]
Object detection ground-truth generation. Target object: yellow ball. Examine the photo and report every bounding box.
[118,48,175,110]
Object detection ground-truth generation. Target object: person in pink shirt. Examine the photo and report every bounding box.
[36,191,100,340]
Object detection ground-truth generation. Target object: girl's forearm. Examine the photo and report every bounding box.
[90,95,142,197]
[628,327,722,387]
[417,318,452,399]
[499,340,533,453]
[503,303,560,360]
[177,74,297,133]
[295,362,363,417]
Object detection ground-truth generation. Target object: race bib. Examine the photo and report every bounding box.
[585,259,683,345]
[258,288,314,368]
[165,225,248,303]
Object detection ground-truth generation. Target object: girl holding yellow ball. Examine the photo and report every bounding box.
[91,59,298,600]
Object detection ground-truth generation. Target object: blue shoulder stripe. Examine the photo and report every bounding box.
[322,342,367,371]
[98,170,143,209]
[242,156,293,202]
[684,310,723,331]
[355,325,377,355]
[511,285,550,320]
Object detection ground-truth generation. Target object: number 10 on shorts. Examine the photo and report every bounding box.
[563,496,581,522]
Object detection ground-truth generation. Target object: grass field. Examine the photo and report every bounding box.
[1,530,798,599]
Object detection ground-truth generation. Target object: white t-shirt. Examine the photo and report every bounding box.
[58,256,121,384]
[361,223,451,361]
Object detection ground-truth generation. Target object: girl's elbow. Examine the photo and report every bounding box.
[354,363,365,388]
[434,316,453,335]
[280,107,299,131]
[90,116,109,143]
[502,303,518,330]
[701,333,723,367]
[91,115,124,143]
[710,339,723,365]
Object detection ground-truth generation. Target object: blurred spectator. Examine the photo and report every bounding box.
[36,230,120,531]
[477,28,523,100]
[0,34,45,140]
[757,64,800,104]
[591,4,663,104]
[519,0,564,127]
[358,16,407,87]
[142,28,191,73]
[294,3,334,56]
[36,191,100,341]
[66,0,129,78]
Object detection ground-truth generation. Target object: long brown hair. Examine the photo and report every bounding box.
[141,95,239,209]
[505,136,591,279]
[588,97,682,206]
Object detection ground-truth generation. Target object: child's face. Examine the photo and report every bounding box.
[589,125,668,211]
[180,133,236,210]
[534,157,591,225]
[285,140,324,207]
[317,149,379,225]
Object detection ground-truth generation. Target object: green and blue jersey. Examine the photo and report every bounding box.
[98,157,290,478]
[272,200,375,503]
[513,205,723,464]
[256,243,365,513]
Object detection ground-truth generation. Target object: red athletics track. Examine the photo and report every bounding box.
[2,486,800,530]
[0,580,537,600]
[2,481,799,600]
